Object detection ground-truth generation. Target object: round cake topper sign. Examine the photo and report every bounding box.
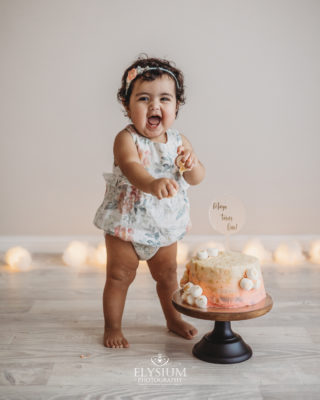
[209,196,246,235]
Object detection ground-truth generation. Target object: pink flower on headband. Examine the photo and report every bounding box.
[125,66,146,93]
[125,65,179,94]
[127,68,137,83]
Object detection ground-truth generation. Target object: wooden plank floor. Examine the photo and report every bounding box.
[0,253,320,399]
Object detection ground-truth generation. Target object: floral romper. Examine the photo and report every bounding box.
[93,124,191,260]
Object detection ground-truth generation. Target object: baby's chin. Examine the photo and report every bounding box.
[141,127,167,142]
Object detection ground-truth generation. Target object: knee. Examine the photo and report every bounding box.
[107,262,137,286]
[150,263,177,284]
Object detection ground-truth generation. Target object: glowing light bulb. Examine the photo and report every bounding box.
[309,240,320,264]
[177,242,189,264]
[5,246,32,270]
[94,242,107,266]
[62,241,88,267]
[243,238,272,264]
[274,241,305,266]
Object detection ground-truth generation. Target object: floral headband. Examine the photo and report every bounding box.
[125,66,180,95]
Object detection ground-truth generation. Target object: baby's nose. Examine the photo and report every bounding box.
[150,101,160,110]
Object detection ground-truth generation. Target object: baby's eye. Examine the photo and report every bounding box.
[161,97,171,102]
[138,96,149,102]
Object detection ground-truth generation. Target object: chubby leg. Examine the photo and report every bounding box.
[147,243,198,340]
[103,234,139,348]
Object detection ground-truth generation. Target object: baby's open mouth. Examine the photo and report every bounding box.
[148,116,161,127]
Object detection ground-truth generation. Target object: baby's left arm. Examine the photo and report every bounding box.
[176,134,205,185]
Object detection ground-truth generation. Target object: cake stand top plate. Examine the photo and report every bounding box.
[172,290,273,321]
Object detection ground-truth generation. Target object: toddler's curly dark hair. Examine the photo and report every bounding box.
[117,55,186,116]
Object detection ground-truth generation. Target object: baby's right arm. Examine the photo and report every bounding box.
[114,130,179,200]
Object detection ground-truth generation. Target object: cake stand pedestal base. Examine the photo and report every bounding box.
[172,291,273,364]
[192,321,252,364]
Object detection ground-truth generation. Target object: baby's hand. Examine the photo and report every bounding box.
[176,145,198,172]
[149,178,179,200]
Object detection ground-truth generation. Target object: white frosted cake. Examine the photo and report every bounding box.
[180,249,266,309]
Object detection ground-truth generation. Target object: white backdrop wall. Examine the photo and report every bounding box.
[0,0,319,236]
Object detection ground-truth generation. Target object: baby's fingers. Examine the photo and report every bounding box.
[171,179,179,191]
[167,181,179,197]
[180,151,190,163]
[155,179,179,199]
[177,145,185,156]
[184,153,198,169]
[184,154,194,168]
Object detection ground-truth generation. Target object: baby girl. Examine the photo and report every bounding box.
[94,56,205,348]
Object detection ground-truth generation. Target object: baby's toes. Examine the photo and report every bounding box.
[190,327,198,336]
[184,325,198,339]
[186,331,193,339]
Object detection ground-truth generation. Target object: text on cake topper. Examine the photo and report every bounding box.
[209,197,246,235]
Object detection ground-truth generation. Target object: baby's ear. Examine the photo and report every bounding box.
[175,101,180,116]
[122,101,130,118]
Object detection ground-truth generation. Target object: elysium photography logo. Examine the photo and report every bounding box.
[134,353,187,385]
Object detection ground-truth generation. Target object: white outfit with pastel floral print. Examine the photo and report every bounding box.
[93,124,191,258]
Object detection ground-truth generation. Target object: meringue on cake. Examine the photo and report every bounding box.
[180,250,266,308]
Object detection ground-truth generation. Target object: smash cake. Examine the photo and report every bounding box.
[180,249,266,309]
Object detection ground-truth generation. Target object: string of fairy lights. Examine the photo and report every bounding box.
[2,238,320,271]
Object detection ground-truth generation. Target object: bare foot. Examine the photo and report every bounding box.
[104,328,129,348]
[167,318,198,340]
